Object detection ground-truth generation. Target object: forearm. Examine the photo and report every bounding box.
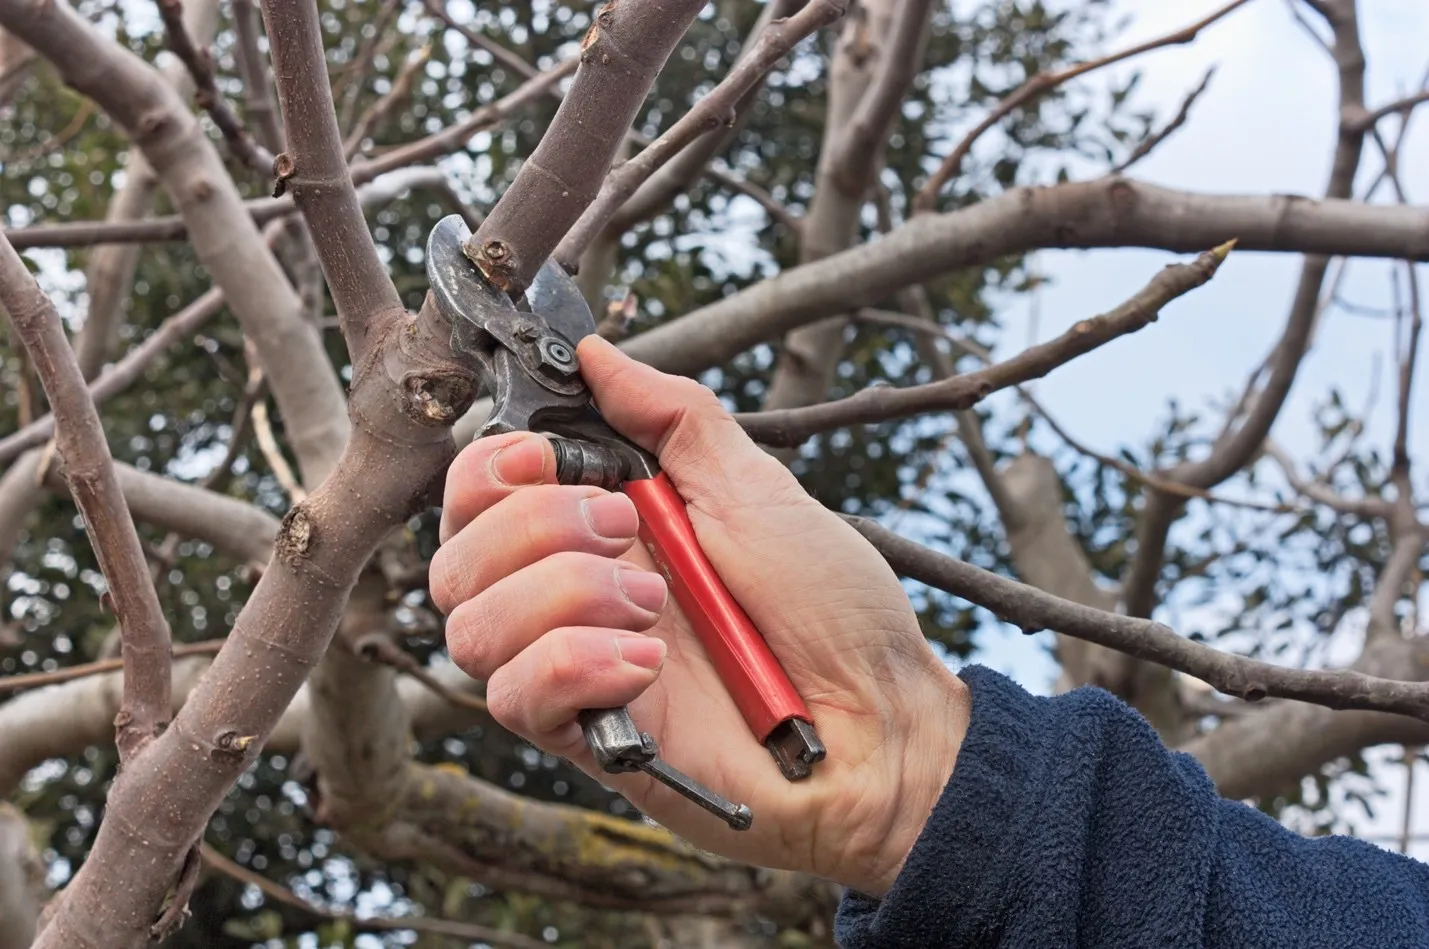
[838,665,1429,948]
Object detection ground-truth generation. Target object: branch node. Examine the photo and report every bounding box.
[272,152,296,198]
[401,370,478,426]
[213,729,258,760]
[276,506,315,565]
[465,237,519,292]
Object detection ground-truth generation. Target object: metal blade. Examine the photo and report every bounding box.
[528,258,597,343]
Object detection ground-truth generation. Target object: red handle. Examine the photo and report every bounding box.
[622,473,812,742]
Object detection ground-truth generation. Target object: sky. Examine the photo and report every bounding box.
[956,0,1429,854]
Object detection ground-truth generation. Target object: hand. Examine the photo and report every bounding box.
[429,336,970,896]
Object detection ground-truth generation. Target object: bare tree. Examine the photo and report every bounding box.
[0,0,1425,946]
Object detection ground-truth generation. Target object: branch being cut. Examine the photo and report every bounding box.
[156,0,276,174]
[913,0,1251,212]
[555,0,846,269]
[261,0,404,359]
[621,177,1429,378]
[0,234,171,761]
[844,516,1429,720]
[738,241,1233,446]
[463,0,707,296]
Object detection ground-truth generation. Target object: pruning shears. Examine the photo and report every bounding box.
[426,215,825,831]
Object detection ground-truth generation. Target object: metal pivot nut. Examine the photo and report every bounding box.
[537,336,578,376]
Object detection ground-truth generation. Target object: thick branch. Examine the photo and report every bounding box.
[621,178,1429,377]
[913,0,1251,211]
[0,234,171,760]
[737,241,1232,446]
[0,0,350,484]
[845,516,1429,720]
[554,0,847,269]
[43,461,280,567]
[261,0,403,358]
[31,295,468,949]
[464,0,707,296]
[0,804,42,949]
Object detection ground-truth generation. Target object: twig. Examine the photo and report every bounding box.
[554,0,845,270]
[199,844,546,949]
[0,233,172,759]
[343,43,431,160]
[844,515,1429,720]
[1351,90,1429,133]
[421,0,541,80]
[736,241,1236,446]
[247,342,306,505]
[913,0,1252,211]
[9,97,94,164]
[261,0,403,358]
[1113,67,1215,174]
[0,640,225,695]
[463,0,708,296]
[354,633,488,714]
[851,307,1298,515]
[0,288,226,465]
[334,0,405,129]
[231,0,284,151]
[150,844,201,940]
[156,0,276,174]
[1393,260,1422,474]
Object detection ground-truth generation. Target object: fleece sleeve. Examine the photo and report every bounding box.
[835,664,1429,949]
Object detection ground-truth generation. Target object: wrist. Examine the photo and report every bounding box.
[830,663,971,897]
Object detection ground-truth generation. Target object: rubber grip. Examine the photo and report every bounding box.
[622,473,811,742]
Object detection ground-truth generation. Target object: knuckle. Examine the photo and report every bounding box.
[482,670,526,730]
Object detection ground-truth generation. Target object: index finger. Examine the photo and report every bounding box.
[439,431,557,543]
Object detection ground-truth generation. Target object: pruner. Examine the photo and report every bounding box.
[426,215,826,832]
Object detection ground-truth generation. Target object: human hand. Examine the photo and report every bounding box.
[429,335,970,896]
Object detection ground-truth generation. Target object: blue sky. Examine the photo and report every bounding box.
[960,0,1428,850]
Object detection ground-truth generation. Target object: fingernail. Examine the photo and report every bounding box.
[491,437,547,485]
[616,564,667,614]
[583,493,638,539]
[617,634,667,670]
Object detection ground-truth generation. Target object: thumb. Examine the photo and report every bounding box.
[576,335,805,513]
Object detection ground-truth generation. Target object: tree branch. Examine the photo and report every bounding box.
[261,0,404,359]
[554,0,847,270]
[463,0,707,296]
[1112,66,1215,175]
[1119,0,1367,618]
[913,0,1252,212]
[199,843,549,949]
[0,804,42,949]
[156,0,275,174]
[609,0,804,232]
[0,288,225,465]
[622,178,1429,378]
[231,0,284,151]
[828,0,933,193]
[0,234,171,761]
[844,515,1429,720]
[737,241,1233,446]
[0,0,350,484]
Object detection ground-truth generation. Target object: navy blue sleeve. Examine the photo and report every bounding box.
[835,665,1429,949]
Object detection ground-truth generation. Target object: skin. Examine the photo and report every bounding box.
[430,335,971,896]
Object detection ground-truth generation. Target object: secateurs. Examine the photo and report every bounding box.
[426,214,825,831]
